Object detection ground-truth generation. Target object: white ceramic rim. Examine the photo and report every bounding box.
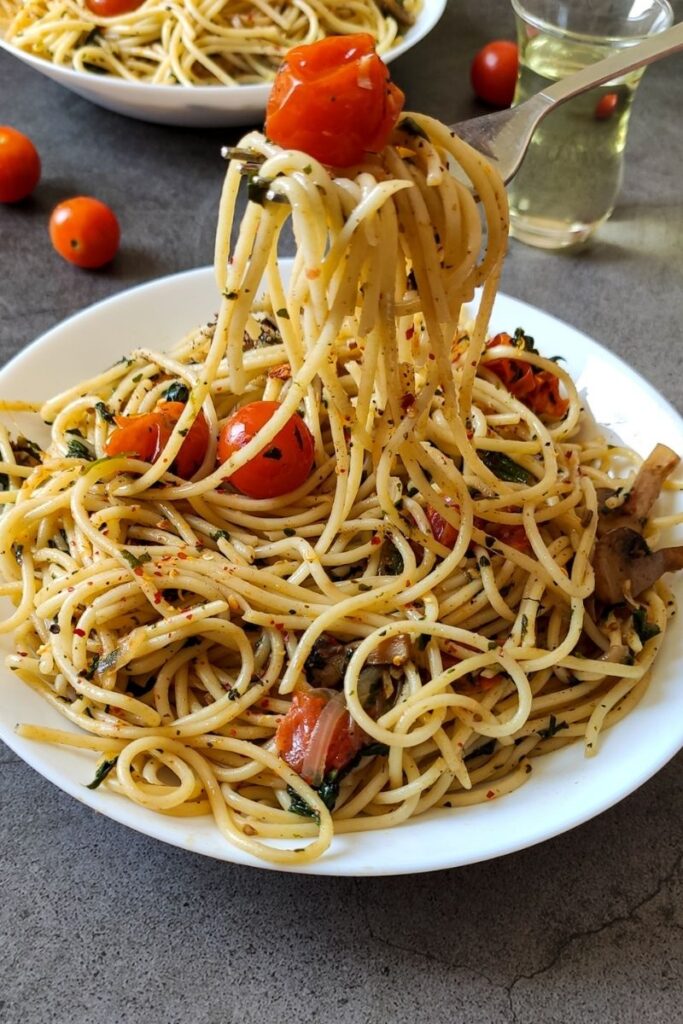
[0,264,681,876]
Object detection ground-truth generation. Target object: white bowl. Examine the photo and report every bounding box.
[0,0,446,127]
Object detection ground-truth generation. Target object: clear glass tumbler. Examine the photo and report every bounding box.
[508,0,674,249]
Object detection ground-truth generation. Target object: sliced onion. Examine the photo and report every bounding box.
[301,692,347,786]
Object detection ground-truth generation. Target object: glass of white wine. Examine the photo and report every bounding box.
[508,0,674,249]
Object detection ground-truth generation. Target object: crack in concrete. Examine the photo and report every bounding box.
[355,879,500,992]
[505,850,683,1023]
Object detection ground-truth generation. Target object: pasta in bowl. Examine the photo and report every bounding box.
[0,0,445,125]
[1,37,682,871]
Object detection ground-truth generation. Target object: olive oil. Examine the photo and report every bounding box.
[508,33,643,248]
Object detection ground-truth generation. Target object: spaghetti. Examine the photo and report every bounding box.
[0,108,680,865]
[1,0,419,86]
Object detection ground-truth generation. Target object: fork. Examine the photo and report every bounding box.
[224,20,683,193]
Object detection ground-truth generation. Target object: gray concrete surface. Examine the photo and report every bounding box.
[1,1,682,1021]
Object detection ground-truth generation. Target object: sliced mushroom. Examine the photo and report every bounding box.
[377,0,415,27]
[304,632,413,688]
[623,444,680,520]
[598,444,680,534]
[304,634,357,688]
[367,633,412,667]
[593,526,683,604]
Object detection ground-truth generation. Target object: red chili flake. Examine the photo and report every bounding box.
[405,326,415,341]
[178,551,188,560]
[153,591,163,605]
[74,628,86,638]
[400,393,416,413]
[67,587,74,593]
[486,789,496,800]
[428,352,435,361]
[260,699,270,709]
[371,536,382,546]
[134,567,143,577]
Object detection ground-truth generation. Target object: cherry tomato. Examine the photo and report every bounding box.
[49,196,120,269]
[217,400,315,499]
[426,504,459,548]
[275,691,365,781]
[0,126,41,204]
[265,33,405,167]
[595,92,618,120]
[485,332,568,419]
[470,41,519,108]
[85,0,144,13]
[105,400,209,479]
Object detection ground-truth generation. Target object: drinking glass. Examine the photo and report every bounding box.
[508,0,674,249]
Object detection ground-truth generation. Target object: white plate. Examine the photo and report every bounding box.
[1,264,682,875]
[0,0,446,126]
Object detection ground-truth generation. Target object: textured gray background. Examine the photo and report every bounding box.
[1,1,682,1022]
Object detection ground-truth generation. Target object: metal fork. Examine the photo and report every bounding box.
[224,20,683,193]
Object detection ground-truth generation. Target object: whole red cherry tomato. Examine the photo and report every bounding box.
[265,33,405,167]
[595,93,618,120]
[217,400,315,499]
[0,126,41,204]
[85,0,144,13]
[105,401,209,479]
[470,41,519,108]
[49,196,120,269]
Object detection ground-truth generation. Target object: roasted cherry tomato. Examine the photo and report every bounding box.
[275,690,365,783]
[426,502,459,548]
[105,400,209,479]
[470,41,519,108]
[265,33,405,167]
[595,92,619,120]
[486,332,568,419]
[217,400,315,499]
[49,196,120,269]
[0,126,41,204]
[85,0,144,13]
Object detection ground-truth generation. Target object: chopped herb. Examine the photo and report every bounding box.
[633,607,660,643]
[131,373,143,384]
[512,327,538,353]
[178,428,188,437]
[128,676,156,698]
[163,381,189,403]
[83,655,100,680]
[398,116,430,141]
[120,550,152,569]
[302,164,312,174]
[97,649,121,674]
[539,714,569,740]
[275,308,290,320]
[212,529,230,543]
[86,756,118,790]
[465,739,496,762]
[288,742,389,817]
[480,450,533,485]
[95,401,115,424]
[66,438,94,461]
[283,527,296,537]
[358,583,372,592]
[66,427,85,438]
[520,613,529,641]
